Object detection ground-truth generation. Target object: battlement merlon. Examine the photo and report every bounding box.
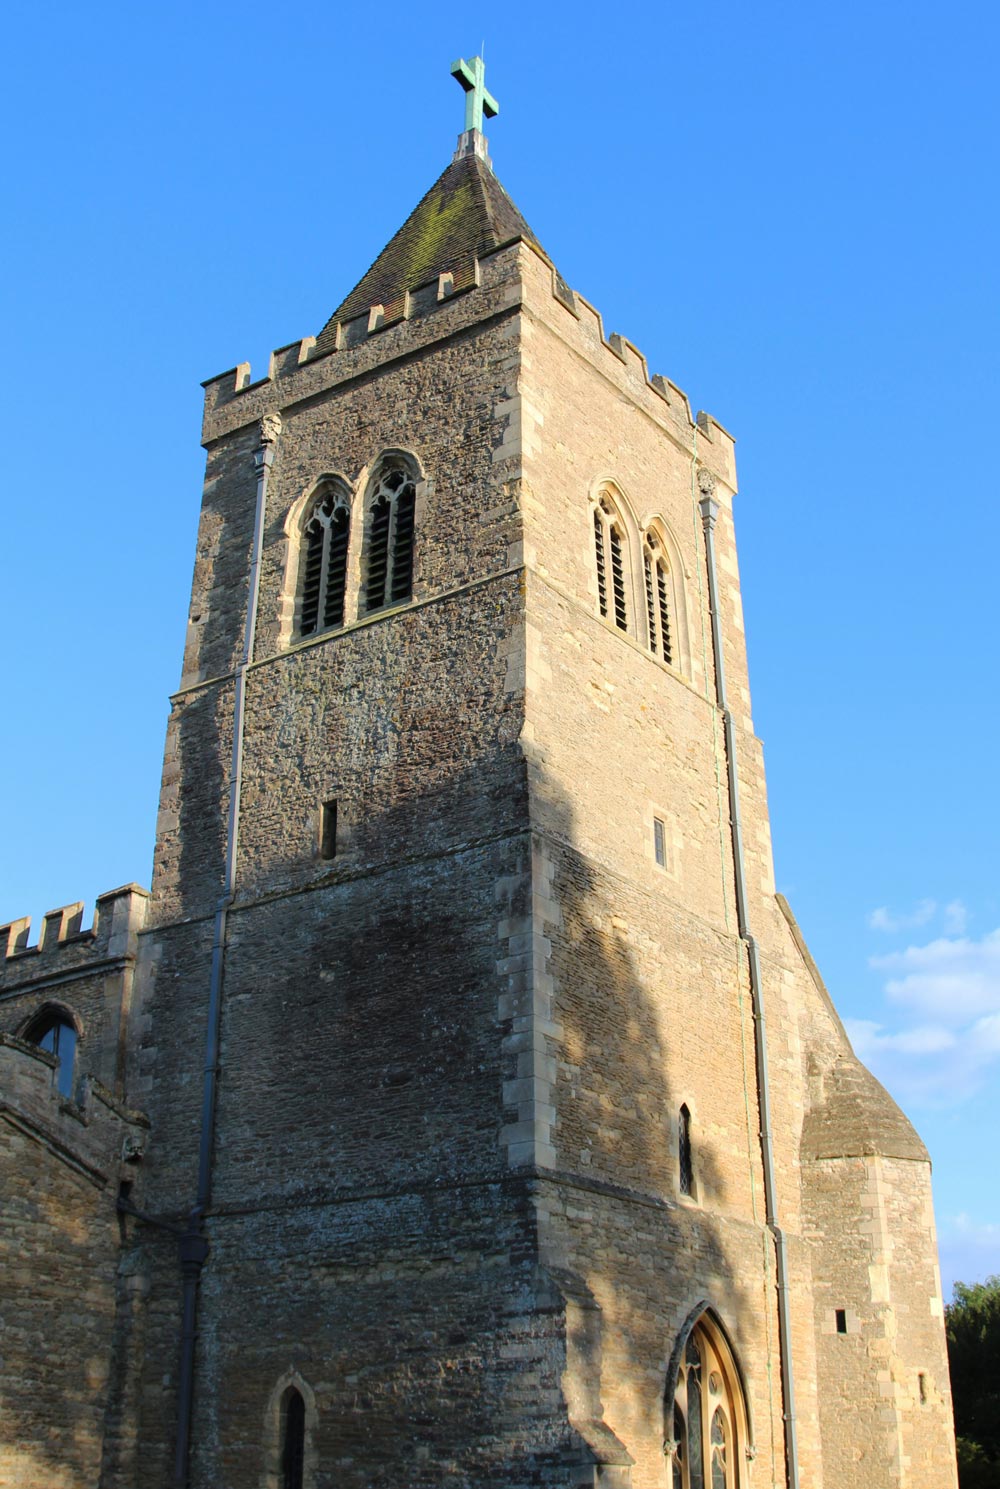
[0,883,149,981]
[197,240,736,490]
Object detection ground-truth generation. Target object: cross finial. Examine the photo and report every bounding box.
[450,55,498,163]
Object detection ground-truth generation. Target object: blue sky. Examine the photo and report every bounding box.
[2,1,998,1293]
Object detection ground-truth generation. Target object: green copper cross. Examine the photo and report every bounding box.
[450,55,498,134]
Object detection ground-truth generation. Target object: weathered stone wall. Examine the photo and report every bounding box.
[129,247,604,1485]
[511,247,955,1487]
[0,1036,149,1489]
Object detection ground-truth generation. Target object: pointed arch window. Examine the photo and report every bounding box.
[668,1316,747,1489]
[364,465,416,613]
[679,1104,694,1197]
[298,483,351,637]
[644,533,673,663]
[24,1010,78,1099]
[593,494,629,632]
[281,1388,305,1489]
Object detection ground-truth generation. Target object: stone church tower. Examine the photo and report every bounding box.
[0,62,958,1489]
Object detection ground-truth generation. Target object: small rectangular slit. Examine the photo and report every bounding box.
[835,1308,847,1334]
[320,800,338,860]
[653,817,666,868]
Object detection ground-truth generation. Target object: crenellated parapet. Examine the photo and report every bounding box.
[199,238,735,489]
[0,883,149,990]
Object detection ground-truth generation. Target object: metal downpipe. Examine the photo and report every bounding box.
[698,482,800,1489]
[173,416,279,1486]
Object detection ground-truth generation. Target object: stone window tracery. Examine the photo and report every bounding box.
[668,1315,747,1489]
[364,464,416,613]
[593,492,630,633]
[298,482,351,637]
[643,532,673,663]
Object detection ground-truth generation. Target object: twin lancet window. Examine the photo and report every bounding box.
[593,490,677,666]
[297,462,416,639]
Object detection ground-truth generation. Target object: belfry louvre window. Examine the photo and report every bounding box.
[644,535,673,663]
[364,467,416,612]
[593,496,629,631]
[298,486,350,636]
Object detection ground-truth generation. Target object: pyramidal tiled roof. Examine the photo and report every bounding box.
[314,152,545,354]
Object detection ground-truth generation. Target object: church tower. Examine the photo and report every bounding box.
[0,59,957,1489]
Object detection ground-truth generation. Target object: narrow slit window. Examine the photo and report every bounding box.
[320,800,338,860]
[282,1389,305,1489]
[835,1308,847,1334]
[654,817,667,868]
[679,1104,694,1197]
[364,466,417,613]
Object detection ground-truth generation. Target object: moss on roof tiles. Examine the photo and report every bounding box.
[315,153,545,352]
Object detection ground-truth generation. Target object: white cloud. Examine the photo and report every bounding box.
[846,927,1000,1107]
[870,929,1000,1023]
[846,1019,956,1057]
[868,899,937,932]
[944,900,969,935]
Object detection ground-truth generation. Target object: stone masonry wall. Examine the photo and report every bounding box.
[0,1037,149,1489]
[128,244,611,1485]
[513,245,954,1487]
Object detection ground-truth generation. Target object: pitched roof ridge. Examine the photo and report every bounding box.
[471,154,501,241]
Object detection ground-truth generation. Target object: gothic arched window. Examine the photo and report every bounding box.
[593,493,630,632]
[24,1010,78,1099]
[298,483,351,637]
[679,1104,694,1197]
[668,1316,748,1489]
[281,1388,305,1489]
[643,533,673,663]
[364,464,416,613]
